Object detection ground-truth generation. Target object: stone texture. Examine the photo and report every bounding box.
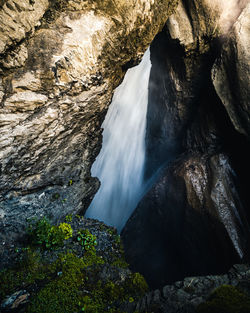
[123,152,250,288]
[124,0,250,290]
[1,290,30,310]
[132,264,250,313]
[0,0,178,256]
[0,0,49,54]
[167,0,248,53]
[212,3,250,138]
[144,0,249,177]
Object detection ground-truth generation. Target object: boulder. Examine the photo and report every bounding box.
[212,3,250,138]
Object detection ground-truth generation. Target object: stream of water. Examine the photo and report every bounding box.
[85,49,152,232]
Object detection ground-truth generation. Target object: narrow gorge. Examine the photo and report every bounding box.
[0,0,250,312]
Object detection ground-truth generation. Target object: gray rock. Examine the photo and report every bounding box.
[212,3,250,138]
[1,290,30,310]
[135,264,250,313]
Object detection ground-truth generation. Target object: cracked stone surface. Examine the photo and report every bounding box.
[212,3,250,138]
[0,0,178,260]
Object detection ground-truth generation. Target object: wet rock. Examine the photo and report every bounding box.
[145,0,249,178]
[123,152,250,288]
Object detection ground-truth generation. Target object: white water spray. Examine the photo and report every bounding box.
[85,49,152,232]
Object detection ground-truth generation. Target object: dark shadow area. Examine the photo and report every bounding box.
[122,160,241,288]
[144,29,185,179]
[144,27,222,179]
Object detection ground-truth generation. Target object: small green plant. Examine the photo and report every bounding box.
[68,179,73,186]
[56,223,73,240]
[77,229,97,252]
[27,217,73,249]
[65,214,73,222]
[107,228,116,236]
[27,217,52,247]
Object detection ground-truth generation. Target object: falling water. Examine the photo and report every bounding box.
[85,49,152,232]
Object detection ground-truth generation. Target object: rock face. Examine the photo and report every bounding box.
[0,0,177,254]
[123,0,250,289]
[166,0,249,53]
[123,152,250,288]
[145,0,249,177]
[212,3,250,138]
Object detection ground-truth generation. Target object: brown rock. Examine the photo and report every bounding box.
[0,0,178,265]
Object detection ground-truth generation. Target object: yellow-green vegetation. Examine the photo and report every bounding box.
[0,217,149,313]
[197,285,250,313]
[57,223,73,239]
[27,217,73,248]
[65,214,73,222]
[111,256,128,269]
[27,252,104,313]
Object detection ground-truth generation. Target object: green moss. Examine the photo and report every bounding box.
[128,272,149,296]
[1,219,148,313]
[81,250,104,268]
[106,228,117,236]
[27,253,86,313]
[57,223,73,239]
[111,257,128,269]
[65,214,73,222]
[27,249,140,313]
[197,285,250,313]
[0,250,49,301]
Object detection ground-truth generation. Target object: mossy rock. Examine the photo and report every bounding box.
[0,216,149,313]
[197,285,250,313]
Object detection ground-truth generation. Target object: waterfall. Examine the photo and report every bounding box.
[85,49,152,232]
